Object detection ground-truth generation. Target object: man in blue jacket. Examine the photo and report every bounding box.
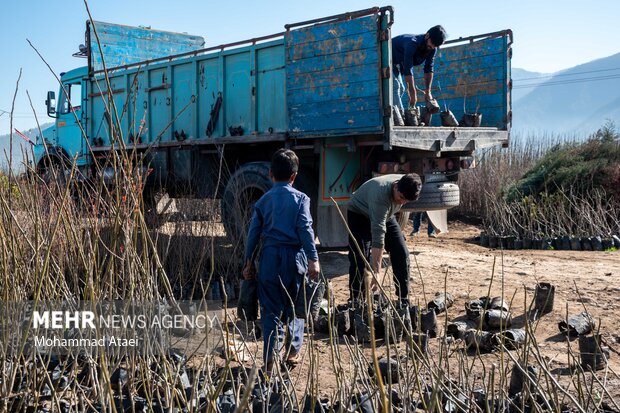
[392,26,447,121]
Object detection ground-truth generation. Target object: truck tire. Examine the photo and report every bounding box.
[221,162,272,241]
[401,182,460,212]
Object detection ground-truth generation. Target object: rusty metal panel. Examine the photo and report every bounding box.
[285,15,384,137]
[89,21,205,72]
[411,34,511,129]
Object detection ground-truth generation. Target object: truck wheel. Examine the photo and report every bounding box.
[401,182,460,212]
[221,162,272,241]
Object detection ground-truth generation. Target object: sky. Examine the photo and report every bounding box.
[1,0,619,136]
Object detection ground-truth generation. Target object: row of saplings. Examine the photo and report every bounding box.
[479,232,620,251]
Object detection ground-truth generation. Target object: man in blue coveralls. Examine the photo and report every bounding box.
[243,149,320,373]
[392,26,447,121]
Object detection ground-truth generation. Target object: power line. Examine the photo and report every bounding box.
[513,73,620,89]
[515,66,620,82]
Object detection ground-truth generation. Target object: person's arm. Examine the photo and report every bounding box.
[423,50,436,101]
[368,201,391,276]
[424,72,434,101]
[370,246,384,275]
[296,196,320,280]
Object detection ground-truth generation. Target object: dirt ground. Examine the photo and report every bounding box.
[284,219,620,404]
[191,219,620,407]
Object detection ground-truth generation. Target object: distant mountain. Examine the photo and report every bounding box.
[511,68,550,102]
[0,123,52,172]
[512,53,620,135]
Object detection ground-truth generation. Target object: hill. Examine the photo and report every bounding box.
[511,68,549,102]
[0,123,52,172]
[512,52,620,135]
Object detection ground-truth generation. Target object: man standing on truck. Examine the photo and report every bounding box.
[392,26,447,124]
[243,149,320,373]
[347,173,422,305]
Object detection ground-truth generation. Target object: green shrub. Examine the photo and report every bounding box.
[505,121,620,202]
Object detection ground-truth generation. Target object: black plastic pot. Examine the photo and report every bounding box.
[497,328,526,350]
[369,357,400,383]
[489,297,509,312]
[513,239,523,250]
[479,232,489,247]
[542,238,554,250]
[602,238,614,250]
[532,238,542,249]
[446,320,477,340]
[488,236,498,248]
[533,282,555,315]
[440,110,459,126]
[570,237,582,251]
[523,237,532,249]
[383,305,411,344]
[581,237,592,251]
[419,309,438,338]
[461,112,482,127]
[404,107,420,126]
[464,329,495,352]
[558,312,595,336]
[466,297,490,321]
[613,235,620,248]
[508,364,538,397]
[411,333,428,356]
[592,236,603,251]
[484,309,512,329]
[427,292,454,314]
[579,334,610,371]
[560,236,571,250]
[409,305,419,331]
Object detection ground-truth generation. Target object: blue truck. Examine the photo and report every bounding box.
[35,7,512,246]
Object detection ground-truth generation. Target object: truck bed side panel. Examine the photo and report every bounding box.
[90,21,205,72]
[285,15,383,137]
[413,35,510,129]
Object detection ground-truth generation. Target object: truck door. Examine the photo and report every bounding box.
[56,79,84,160]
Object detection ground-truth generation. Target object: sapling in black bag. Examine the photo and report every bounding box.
[294,276,325,321]
[237,278,259,321]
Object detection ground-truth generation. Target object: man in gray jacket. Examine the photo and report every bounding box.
[347,173,422,304]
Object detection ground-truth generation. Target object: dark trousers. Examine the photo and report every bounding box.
[257,245,306,364]
[347,210,410,302]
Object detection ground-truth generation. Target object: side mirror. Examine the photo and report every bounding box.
[45,91,57,117]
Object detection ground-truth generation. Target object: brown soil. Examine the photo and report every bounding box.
[193,220,620,407]
[293,220,620,403]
